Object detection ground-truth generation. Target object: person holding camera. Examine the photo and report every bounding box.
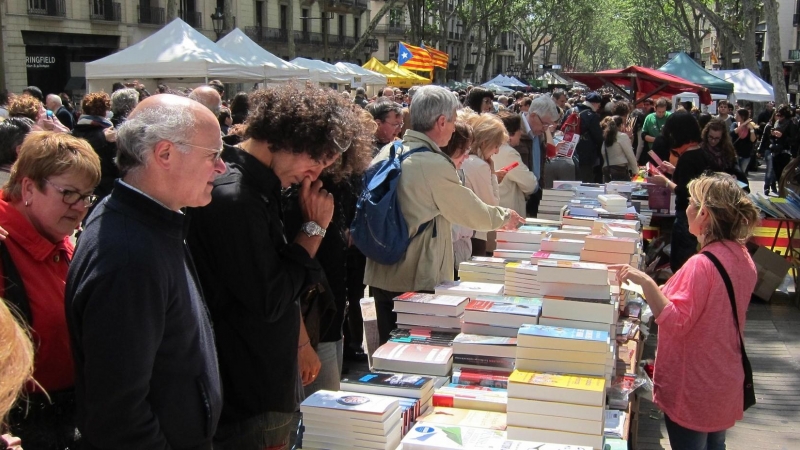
[758,104,794,196]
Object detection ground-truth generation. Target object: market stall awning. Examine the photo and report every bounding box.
[363,57,418,88]
[385,61,431,85]
[708,69,774,102]
[564,65,712,104]
[658,52,733,95]
[217,28,309,81]
[335,62,387,87]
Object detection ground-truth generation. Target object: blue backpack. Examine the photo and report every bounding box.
[351,141,432,265]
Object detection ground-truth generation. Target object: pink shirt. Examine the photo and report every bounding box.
[654,241,756,432]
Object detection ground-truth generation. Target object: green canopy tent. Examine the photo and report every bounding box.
[658,52,734,95]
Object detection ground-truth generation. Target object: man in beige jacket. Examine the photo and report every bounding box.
[364,85,525,344]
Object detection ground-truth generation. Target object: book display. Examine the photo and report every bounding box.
[311,182,652,450]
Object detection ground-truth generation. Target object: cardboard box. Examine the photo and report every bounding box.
[747,243,792,301]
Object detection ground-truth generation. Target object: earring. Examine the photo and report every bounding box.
[24,200,29,207]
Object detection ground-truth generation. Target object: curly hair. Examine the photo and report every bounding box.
[245,83,375,164]
[81,92,111,116]
[8,94,41,121]
[230,92,249,125]
[321,108,375,183]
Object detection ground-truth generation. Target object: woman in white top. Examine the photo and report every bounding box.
[461,111,508,256]
[601,115,638,182]
[493,111,537,216]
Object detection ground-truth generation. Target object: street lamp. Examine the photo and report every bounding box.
[211,7,225,40]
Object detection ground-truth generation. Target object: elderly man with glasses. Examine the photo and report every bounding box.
[186,84,374,450]
[366,100,404,156]
[66,93,227,449]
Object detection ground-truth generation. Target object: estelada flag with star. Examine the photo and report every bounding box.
[422,44,449,69]
[398,42,433,71]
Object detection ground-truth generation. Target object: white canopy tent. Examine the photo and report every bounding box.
[86,19,265,92]
[217,28,309,82]
[708,69,775,103]
[334,62,387,87]
[290,58,352,85]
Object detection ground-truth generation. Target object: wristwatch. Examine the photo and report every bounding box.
[302,221,327,238]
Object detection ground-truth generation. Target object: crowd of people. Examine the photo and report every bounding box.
[0,78,767,450]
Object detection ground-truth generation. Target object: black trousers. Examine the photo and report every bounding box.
[343,250,367,351]
[371,287,404,346]
[670,209,698,273]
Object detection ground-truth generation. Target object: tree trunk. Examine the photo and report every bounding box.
[345,0,401,60]
[287,0,296,59]
[457,23,475,82]
[223,0,233,31]
[166,0,177,21]
[763,0,787,104]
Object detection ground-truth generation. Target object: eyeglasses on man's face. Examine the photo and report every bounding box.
[181,143,224,163]
[45,179,97,207]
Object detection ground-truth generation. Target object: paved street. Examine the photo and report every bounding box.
[636,163,800,450]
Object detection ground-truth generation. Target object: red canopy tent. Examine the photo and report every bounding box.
[565,65,712,105]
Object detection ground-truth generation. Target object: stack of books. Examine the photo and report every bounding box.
[393,292,469,334]
[580,235,640,266]
[537,260,611,301]
[401,424,592,450]
[530,251,580,265]
[452,333,518,373]
[506,371,606,449]
[371,341,453,377]
[300,390,403,450]
[461,296,542,338]
[431,383,508,413]
[493,226,557,260]
[597,194,628,214]
[574,185,604,199]
[515,324,614,379]
[340,371,435,434]
[540,236,585,255]
[503,262,540,297]
[537,189,575,221]
[435,281,505,299]
[388,328,459,347]
[458,257,508,283]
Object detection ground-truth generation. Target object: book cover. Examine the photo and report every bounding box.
[451,368,510,389]
[340,372,434,399]
[536,260,610,286]
[432,387,508,413]
[460,322,520,338]
[394,292,469,310]
[372,342,454,377]
[518,324,609,342]
[435,281,505,298]
[395,312,463,329]
[464,300,540,317]
[472,295,543,306]
[539,282,611,300]
[584,234,638,254]
[453,334,518,358]
[300,390,400,421]
[452,354,516,370]
[539,237,584,255]
[416,407,507,431]
[508,370,606,394]
[389,328,459,346]
[494,241,540,252]
[530,251,582,264]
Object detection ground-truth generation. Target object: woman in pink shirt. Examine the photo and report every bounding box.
[614,172,760,450]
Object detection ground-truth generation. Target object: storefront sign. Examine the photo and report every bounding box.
[26,56,56,69]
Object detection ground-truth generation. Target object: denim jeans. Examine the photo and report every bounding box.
[303,339,344,398]
[764,149,775,190]
[737,156,750,174]
[213,410,301,450]
[665,414,726,450]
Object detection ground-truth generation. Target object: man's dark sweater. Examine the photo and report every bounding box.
[187,145,326,424]
[66,181,222,450]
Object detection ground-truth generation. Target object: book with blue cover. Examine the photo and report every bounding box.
[517,324,610,353]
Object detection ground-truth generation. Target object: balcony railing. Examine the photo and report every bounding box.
[365,38,379,52]
[28,0,66,17]
[329,35,356,47]
[375,24,409,35]
[245,26,289,43]
[354,0,368,9]
[790,49,800,61]
[294,31,324,45]
[179,10,202,28]
[138,5,164,24]
[91,1,121,22]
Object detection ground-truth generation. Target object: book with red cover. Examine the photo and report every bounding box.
[393,292,470,316]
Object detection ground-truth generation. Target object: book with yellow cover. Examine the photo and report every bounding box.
[507,371,606,406]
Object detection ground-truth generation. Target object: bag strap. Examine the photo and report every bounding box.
[701,251,744,340]
[392,140,434,236]
[0,242,32,326]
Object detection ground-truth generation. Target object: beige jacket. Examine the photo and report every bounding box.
[363,130,512,292]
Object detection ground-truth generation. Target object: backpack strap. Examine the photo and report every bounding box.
[0,242,32,326]
[393,141,436,237]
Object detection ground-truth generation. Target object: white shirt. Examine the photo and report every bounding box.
[461,155,499,240]
[493,143,538,216]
